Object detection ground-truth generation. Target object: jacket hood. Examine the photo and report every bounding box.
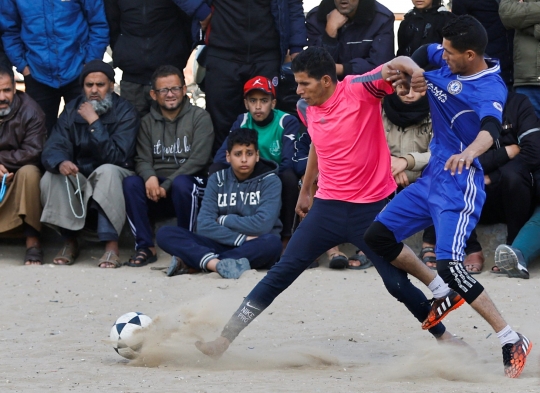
[149,96,190,122]
[317,0,376,25]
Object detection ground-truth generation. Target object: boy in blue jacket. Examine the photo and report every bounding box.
[156,128,283,279]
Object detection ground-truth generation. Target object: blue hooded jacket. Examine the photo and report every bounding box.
[0,0,109,88]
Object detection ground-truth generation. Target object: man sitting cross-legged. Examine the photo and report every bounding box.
[122,65,214,267]
[156,127,283,279]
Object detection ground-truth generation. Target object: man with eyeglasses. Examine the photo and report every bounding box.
[122,65,214,267]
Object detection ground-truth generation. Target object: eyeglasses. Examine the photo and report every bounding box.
[155,86,183,96]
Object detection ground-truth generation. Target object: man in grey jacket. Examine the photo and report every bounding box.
[156,127,283,278]
[122,65,214,267]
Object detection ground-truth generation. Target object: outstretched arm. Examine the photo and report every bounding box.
[382,56,427,94]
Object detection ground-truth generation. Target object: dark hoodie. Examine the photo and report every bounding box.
[196,158,283,247]
[306,0,394,78]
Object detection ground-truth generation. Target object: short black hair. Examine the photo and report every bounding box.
[227,128,258,152]
[151,65,185,90]
[0,64,15,85]
[291,47,337,83]
[442,15,487,55]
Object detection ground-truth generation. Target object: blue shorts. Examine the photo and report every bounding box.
[375,158,485,262]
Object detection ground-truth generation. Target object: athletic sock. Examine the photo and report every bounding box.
[497,325,520,346]
[428,275,451,298]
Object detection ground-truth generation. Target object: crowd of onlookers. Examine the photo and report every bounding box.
[0,0,538,279]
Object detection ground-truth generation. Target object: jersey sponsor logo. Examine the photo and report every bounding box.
[237,306,257,323]
[493,102,503,112]
[447,80,462,95]
[218,191,261,207]
[436,44,443,50]
[427,82,447,103]
[270,140,281,157]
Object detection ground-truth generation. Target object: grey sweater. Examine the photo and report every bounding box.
[134,98,214,191]
[196,159,283,247]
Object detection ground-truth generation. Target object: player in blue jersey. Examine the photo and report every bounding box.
[365,15,532,378]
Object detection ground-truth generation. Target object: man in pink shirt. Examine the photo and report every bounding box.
[195,47,462,358]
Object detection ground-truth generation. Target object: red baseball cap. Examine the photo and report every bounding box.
[243,76,276,97]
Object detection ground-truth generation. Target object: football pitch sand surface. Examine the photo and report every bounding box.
[1,240,538,392]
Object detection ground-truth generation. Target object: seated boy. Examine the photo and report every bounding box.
[156,128,283,279]
[212,76,300,244]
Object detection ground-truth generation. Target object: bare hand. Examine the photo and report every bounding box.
[325,9,348,37]
[78,102,99,125]
[505,144,520,159]
[391,156,408,176]
[410,69,427,93]
[295,191,311,218]
[200,12,212,31]
[246,236,258,241]
[59,161,79,176]
[394,171,410,187]
[0,164,14,184]
[22,66,31,76]
[385,67,411,90]
[484,174,491,185]
[444,153,474,175]
[145,176,162,202]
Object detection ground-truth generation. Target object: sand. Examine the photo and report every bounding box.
[0,238,538,393]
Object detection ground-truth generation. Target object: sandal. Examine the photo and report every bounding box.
[24,246,43,265]
[124,247,157,267]
[418,246,437,270]
[54,242,80,265]
[328,252,349,269]
[98,250,122,268]
[348,251,373,270]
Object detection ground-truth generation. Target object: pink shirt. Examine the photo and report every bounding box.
[297,66,396,203]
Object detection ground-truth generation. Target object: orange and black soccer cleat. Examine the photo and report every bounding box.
[502,333,533,378]
[422,289,465,330]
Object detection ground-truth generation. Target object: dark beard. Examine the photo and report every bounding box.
[88,93,113,115]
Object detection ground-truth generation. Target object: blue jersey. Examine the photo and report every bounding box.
[424,44,507,168]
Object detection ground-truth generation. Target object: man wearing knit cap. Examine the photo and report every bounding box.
[40,60,140,268]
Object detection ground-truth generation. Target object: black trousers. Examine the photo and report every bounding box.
[480,159,534,244]
[204,54,280,154]
[24,75,81,135]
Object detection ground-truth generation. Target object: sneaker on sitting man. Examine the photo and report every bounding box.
[495,245,530,279]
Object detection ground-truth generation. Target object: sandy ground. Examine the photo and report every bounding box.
[0,237,538,393]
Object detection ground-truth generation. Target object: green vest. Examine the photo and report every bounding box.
[241,109,288,164]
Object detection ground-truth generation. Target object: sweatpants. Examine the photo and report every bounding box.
[156,227,281,271]
[219,198,446,343]
[123,174,206,250]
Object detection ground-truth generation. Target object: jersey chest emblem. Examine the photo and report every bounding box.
[447,80,463,95]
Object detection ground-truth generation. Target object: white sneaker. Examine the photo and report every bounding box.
[495,245,529,279]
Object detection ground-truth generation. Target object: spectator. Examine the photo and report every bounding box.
[156,128,283,279]
[397,0,455,59]
[122,65,214,267]
[104,0,193,118]
[177,0,307,153]
[0,65,46,265]
[452,0,514,87]
[481,92,540,275]
[212,76,299,245]
[499,0,540,115]
[40,60,139,268]
[0,0,109,134]
[306,0,394,79]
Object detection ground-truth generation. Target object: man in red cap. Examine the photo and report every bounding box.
[212,76,301,248]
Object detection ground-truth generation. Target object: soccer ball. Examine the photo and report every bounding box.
[109,312,152,359]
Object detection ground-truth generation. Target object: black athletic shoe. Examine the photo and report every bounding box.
[502,333,533,378]
[422,289,465,330]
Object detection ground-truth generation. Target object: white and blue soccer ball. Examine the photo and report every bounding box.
[109,312,152,359]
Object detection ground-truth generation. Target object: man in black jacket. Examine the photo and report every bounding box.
[40,60,140,268]
[104,0,192,118]
[478,92,540,272]
[306,0,394,79]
